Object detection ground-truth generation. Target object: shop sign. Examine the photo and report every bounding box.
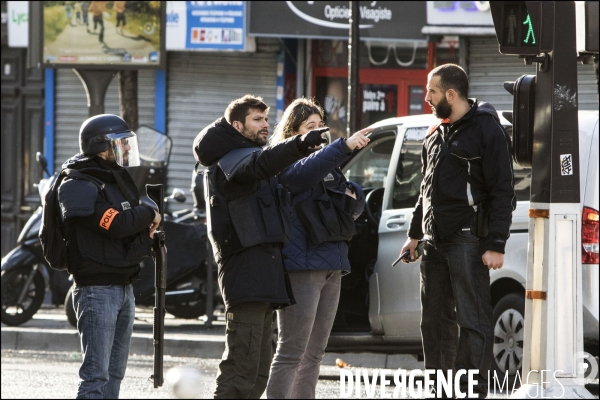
[426,1,493,26]
[361,84,397,127]
[409,86,425,115]
[248,1,426,42]
[166,1,245,50]
[7,1,28,48]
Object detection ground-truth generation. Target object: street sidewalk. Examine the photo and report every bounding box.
[1,305,424,377]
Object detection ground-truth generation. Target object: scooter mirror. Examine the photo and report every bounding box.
[36,152,50,176]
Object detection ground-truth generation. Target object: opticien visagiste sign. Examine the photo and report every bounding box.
[248,1,426,42]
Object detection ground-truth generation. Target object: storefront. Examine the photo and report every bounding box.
[50,1,281,210]
[164,50,278,194]
[248,1,430,139]
[422,1,597,112]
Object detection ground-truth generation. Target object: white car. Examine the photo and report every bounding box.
[329,110,599,379]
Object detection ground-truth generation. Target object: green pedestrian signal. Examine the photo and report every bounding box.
[523,13,536,45]
[490,1,543,55]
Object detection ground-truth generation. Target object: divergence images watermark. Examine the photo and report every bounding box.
[338,352,598,398]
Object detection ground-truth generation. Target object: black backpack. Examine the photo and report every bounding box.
[39,169,103,271]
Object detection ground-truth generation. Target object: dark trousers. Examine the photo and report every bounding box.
[420,230,493,398]
[214,302,273,399]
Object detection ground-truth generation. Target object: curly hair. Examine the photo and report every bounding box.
[270,97,324,145]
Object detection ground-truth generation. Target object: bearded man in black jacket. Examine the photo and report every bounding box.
[193,95,327,399]
[400,64,516,398]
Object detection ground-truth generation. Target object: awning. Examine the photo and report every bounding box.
[421,25,496,36]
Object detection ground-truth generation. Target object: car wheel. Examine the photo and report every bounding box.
[492,292,525,387]
[65,284,78,328]
[1,266,46,326]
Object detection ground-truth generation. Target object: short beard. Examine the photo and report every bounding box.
[433,96,452,119]
[241,126,268,146]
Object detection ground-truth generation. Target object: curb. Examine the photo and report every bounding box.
[1,308,425,371]
[1,328,226,359]
[1,326,426,372]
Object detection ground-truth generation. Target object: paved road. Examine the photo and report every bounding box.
[4,350,596,399]
[0,350,354,399]
[2,308,598,399]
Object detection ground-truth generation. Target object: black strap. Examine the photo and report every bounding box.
[110,169,138,207]
[63,168,105,189]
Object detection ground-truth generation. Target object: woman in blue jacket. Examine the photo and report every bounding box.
[266,98,371,398]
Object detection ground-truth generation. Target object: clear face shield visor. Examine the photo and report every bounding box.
[105,132,140,167]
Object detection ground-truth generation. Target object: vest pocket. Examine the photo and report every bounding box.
[258,195,284,238]
[228,193,286,248]
[296,184,357,244]
[325,187,357,237]
[316,194,342,236]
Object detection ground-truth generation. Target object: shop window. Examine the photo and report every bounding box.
[316,77,348,140]
[315,77,398,139]
[435,36,460,66]
[361,84,397,127]
[317,40,348,68]
[316,40,428,69]
[408,86,425,115]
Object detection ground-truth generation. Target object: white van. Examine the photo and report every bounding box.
[329,110,599,379]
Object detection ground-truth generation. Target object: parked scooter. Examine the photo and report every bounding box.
[1,153,71,326]
[64,126,221,327]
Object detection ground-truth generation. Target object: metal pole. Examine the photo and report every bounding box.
[73,69,116,117]
[297,39,306,98]
[347,1,359,136]
[514,2,592,397]
[204,235,214,327]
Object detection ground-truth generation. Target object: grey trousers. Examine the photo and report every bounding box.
[266,270,342,399]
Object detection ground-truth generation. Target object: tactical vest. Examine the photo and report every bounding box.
[295,170,357,244]
[203,149,293,264]
[62,174,150,268]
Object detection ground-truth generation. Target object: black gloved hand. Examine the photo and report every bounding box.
[297,127,330,152]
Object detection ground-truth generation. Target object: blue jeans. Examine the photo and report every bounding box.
[420,230,493,398]
[73,285,135,399]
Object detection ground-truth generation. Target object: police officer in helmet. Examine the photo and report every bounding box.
[58,114,160,398]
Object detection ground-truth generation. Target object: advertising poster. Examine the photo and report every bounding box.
[7,1,29,48]
[42,1,164,68]
[166,1,245,51]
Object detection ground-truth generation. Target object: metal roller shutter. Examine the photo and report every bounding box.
[166,51,277,211]
[54,69,155,171]
[468,37,597,112]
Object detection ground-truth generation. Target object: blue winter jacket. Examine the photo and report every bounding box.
[278,138,366,274]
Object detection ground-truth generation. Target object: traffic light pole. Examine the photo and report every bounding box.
[512,2,593,398]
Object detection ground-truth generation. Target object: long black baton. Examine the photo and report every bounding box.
[146,184,166,388]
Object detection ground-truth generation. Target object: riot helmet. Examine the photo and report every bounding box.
[79,114,140,167]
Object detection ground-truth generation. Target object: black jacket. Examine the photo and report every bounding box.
[58,154,155,285]
[408,100,516,253]
[194,117,306,309]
